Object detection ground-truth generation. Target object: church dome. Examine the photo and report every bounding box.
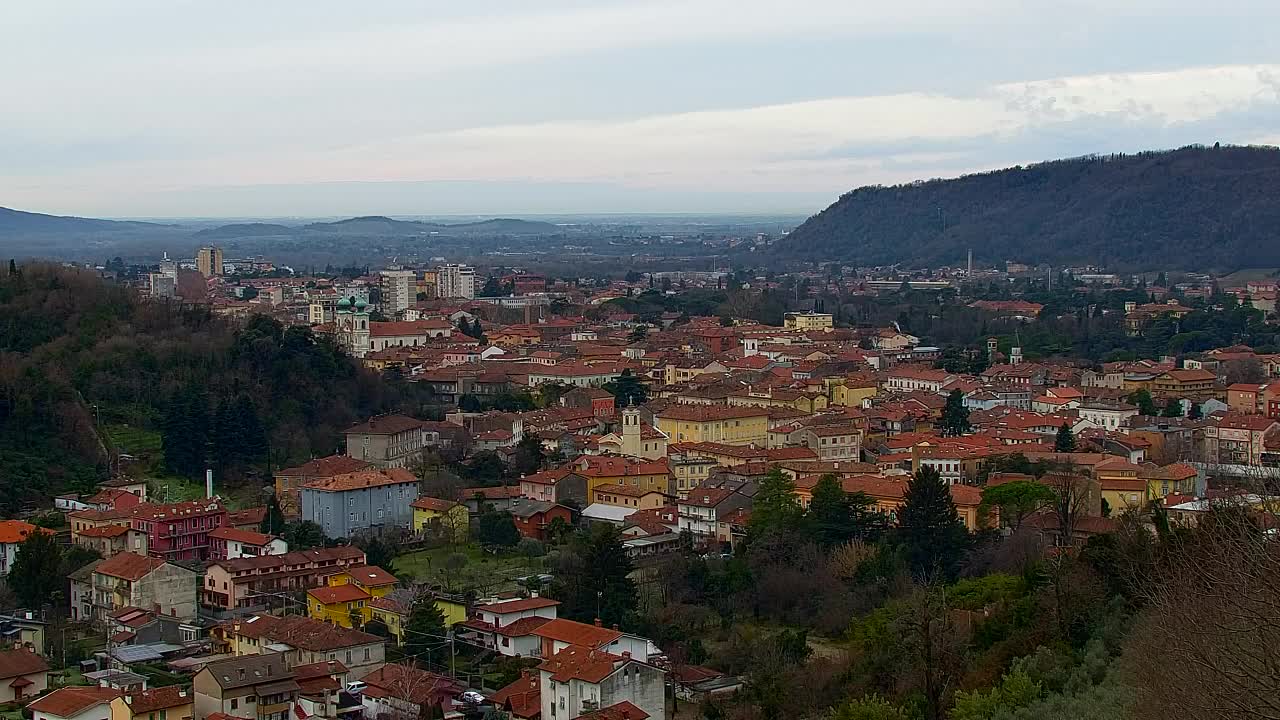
[337,296,352,310]
[354,298,368,310]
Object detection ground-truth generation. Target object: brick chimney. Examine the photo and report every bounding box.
[594,618,602,627]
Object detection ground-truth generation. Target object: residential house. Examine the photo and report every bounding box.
[457,597,560,658]
[356,664,465,720]
[123,500,227,563]
[28,686,120,720]
[1141,463,1200,500]
[676,489,751,541]
[0,521,52,576]
[531,619,651,661]
[1076,403,1139,431]
[492,670,542,720]
[202,546,367,612]
[214,614,385,677]
[367,590,467,646]
[572,457,672,497]
[0,648,48,702]
[460,486,522,514]
[1203,414,1280,466]
[1227,383,1272,415]
[82,552,199,623]
[344,415,426,469]
[518,469,590,506]
[208,529,287,561]
[307,585,371,629]
[653,405,769,447]
[787,425,862,460]
[0,613,47,655]
[193,654,299,720]
[537,645,665,720]
[300,468,420,539]
[410,498,469,543]
[590,486,669,512]
[510,501,574,542]
[841,476,986,531]
[106,606,202,647]
[274,456,372,519]
[110,685,194,720]
[291,660,356,720]
[1151,368,1219,402]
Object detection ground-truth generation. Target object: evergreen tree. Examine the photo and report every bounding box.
[748,468,803,541]
[1188,402,1203,420]
[807,474,886,546]
[477,511,520,548]
[897,466,968,580]
[212,399,240,473]
[1054,422,1076,452]
[1162,398,1183,417]
[9,530,64,609]
[548,524,638,628]
[512,435,546,476]
[404,594,448,667]
[939,389,971,436]
[456,317,472,336]
[236,396,268,464]
[604,369,648,407]
[163,384,209,478]
[261,495,287,535]
[469,317,485,339]
[1127,389,1159,416]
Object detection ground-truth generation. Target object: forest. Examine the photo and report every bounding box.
[0,263,435,513]
[775,146,1280,271]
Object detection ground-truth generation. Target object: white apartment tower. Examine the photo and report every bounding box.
[437,264,476,299]
[379,268,416,313]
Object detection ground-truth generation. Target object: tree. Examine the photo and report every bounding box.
[748,469,803,541]
[357,534,399,572]
[829,695,909,720]
[477,511,520,548]
[981,480,1056,531]
[893,588,966,720]
[9,530,64,609]
[283,520,327,550]
[404,594,448,667]
[1161,398,1183,417]
[548,524,637,628]
[628,324,649,343]
[456,317,472,336]
[1126,389,1159,416]
[261,494,286,535]
[1187,401,1203,420]
[604,369,648,407]
[939,389,971,436]
[162,384,209,478]
[511,435,546,477]
[897,466,968,580]
[1054,422,1076,452]
[806,475,885,547]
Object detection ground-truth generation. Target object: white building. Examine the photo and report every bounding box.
[437,264,476,299]
[538,645,665,720]
[379,269,416,314]
[1076,403,1140,431]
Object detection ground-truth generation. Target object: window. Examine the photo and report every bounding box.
[230,700,238,710]
[364,647,371,661]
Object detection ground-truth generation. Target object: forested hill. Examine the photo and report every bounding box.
[775,146,1280,270]
[0,263,434,514]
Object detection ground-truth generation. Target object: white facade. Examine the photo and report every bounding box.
[437,264,476,299]
[1077,405,1139,430]
[539,657,665,720]
[223,537,288,560]
[379,270,416,314]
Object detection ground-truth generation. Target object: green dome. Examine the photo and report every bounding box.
[337,296,352,309]
[354,298,368,310]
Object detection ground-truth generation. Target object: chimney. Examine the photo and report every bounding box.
[125,696,133,705]
[594,618,602,627]
[612,624,619,631]
[206,469,214,499]
[179,690,187,698]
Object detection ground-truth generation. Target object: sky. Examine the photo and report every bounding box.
[2,0,1278,218]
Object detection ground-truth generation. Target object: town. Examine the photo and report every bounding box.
[0,247,1276,720]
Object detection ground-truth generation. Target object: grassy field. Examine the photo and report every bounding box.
[395,543,545,594]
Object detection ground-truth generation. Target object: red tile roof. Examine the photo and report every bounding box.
[125,685,193,713]
[208,527,277,546]
[656,405,769,422]
[27,686,121,717]
[0,649,49,679]
[225,614,381,651]
[346,415,425,436]
[579,701,650,720]
[410,497,460,512]
[491,672,540,719]
[532,619,622,649]
[95,552,166,581]
[538,644,623,683]
[480,597,561,615]
[346,566,398,587]
[304,468,417,492]
[276,455,372,478]
[308,584,371,604]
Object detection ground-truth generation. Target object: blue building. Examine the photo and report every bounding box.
[300,468,420,539]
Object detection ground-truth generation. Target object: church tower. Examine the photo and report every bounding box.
[336,295,371,357]
[620,402,641,458]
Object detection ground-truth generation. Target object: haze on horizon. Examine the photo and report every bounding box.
[3,0,1279,219]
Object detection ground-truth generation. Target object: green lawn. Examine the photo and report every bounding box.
[106,424,163,457]
[395,543,545,594]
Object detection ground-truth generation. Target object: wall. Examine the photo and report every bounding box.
[132,564,200,620]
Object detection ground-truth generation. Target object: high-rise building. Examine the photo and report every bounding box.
[196,246,224,277]
[437,264,476,299]
[379,268,416,314]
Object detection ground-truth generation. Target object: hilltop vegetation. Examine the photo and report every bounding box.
[777,146,1280,271]
[0,263,435,513]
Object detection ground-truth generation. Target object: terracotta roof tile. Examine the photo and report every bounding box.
[27,687,120,717]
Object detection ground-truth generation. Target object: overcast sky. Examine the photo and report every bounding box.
[2,0,1278,218]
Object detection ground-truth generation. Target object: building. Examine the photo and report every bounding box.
[367,590,467,646]
[593,407,668,460]
[306,566,397,628]
[201,546,366,612]
[110,685,195,720]
[1076,403,1140,431]
[344,415,426,469]
[572,456,673,497]
[334,296,372,357]
[677,489,751,540]
[788,425,862,460]
[1203,414,1280,466]
[208,528,288,561]
[0,521,52,576]
[129,500,228,563]
[197,246,224,277]
[457,597,560,658]
[28,686,121,720]
[80,552,200,623]
[0,648,48,702]
[214,614,385,677]
[783,312,833,331]
[379,269,417,314]
[410,498,469,543]
[510,501,574,542]
[654,405,770,446]
[300,468,420,539]
[357,664,466,719]
[518,469,590,506]
[275,456,372,519]
[537,645,665,720]
[193,654,298,720]
[437,264,476,299]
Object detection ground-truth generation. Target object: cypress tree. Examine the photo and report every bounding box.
[897,465,968,580]
[1054,422,1076,452]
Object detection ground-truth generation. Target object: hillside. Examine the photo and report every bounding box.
[0,263,436,514]
[0,206,161,233]
[776,146,1280,270]
[193,222,296,239]
[303,215,560,235]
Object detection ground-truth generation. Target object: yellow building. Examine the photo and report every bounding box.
[783,311,833,331]
[829,376,879,407]
[574,456,673,496]
[655,404,770,446]
[368,591,468,645]
[1141,462,1199,500]
[110,685,194,720]
[411,497,470,543]
[308,565,398,627]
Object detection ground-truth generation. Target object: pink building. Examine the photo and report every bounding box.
[130,500,227,562]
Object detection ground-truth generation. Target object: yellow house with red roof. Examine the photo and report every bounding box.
[308,565,397,627]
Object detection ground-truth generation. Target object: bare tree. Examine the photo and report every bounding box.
[1126,504,1280,720]
[892,586,966,720]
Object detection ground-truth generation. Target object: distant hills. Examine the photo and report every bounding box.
[193,222,295,239]
[775,146,1280,271]
[0,206,162,233]
[300,215,560,235]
